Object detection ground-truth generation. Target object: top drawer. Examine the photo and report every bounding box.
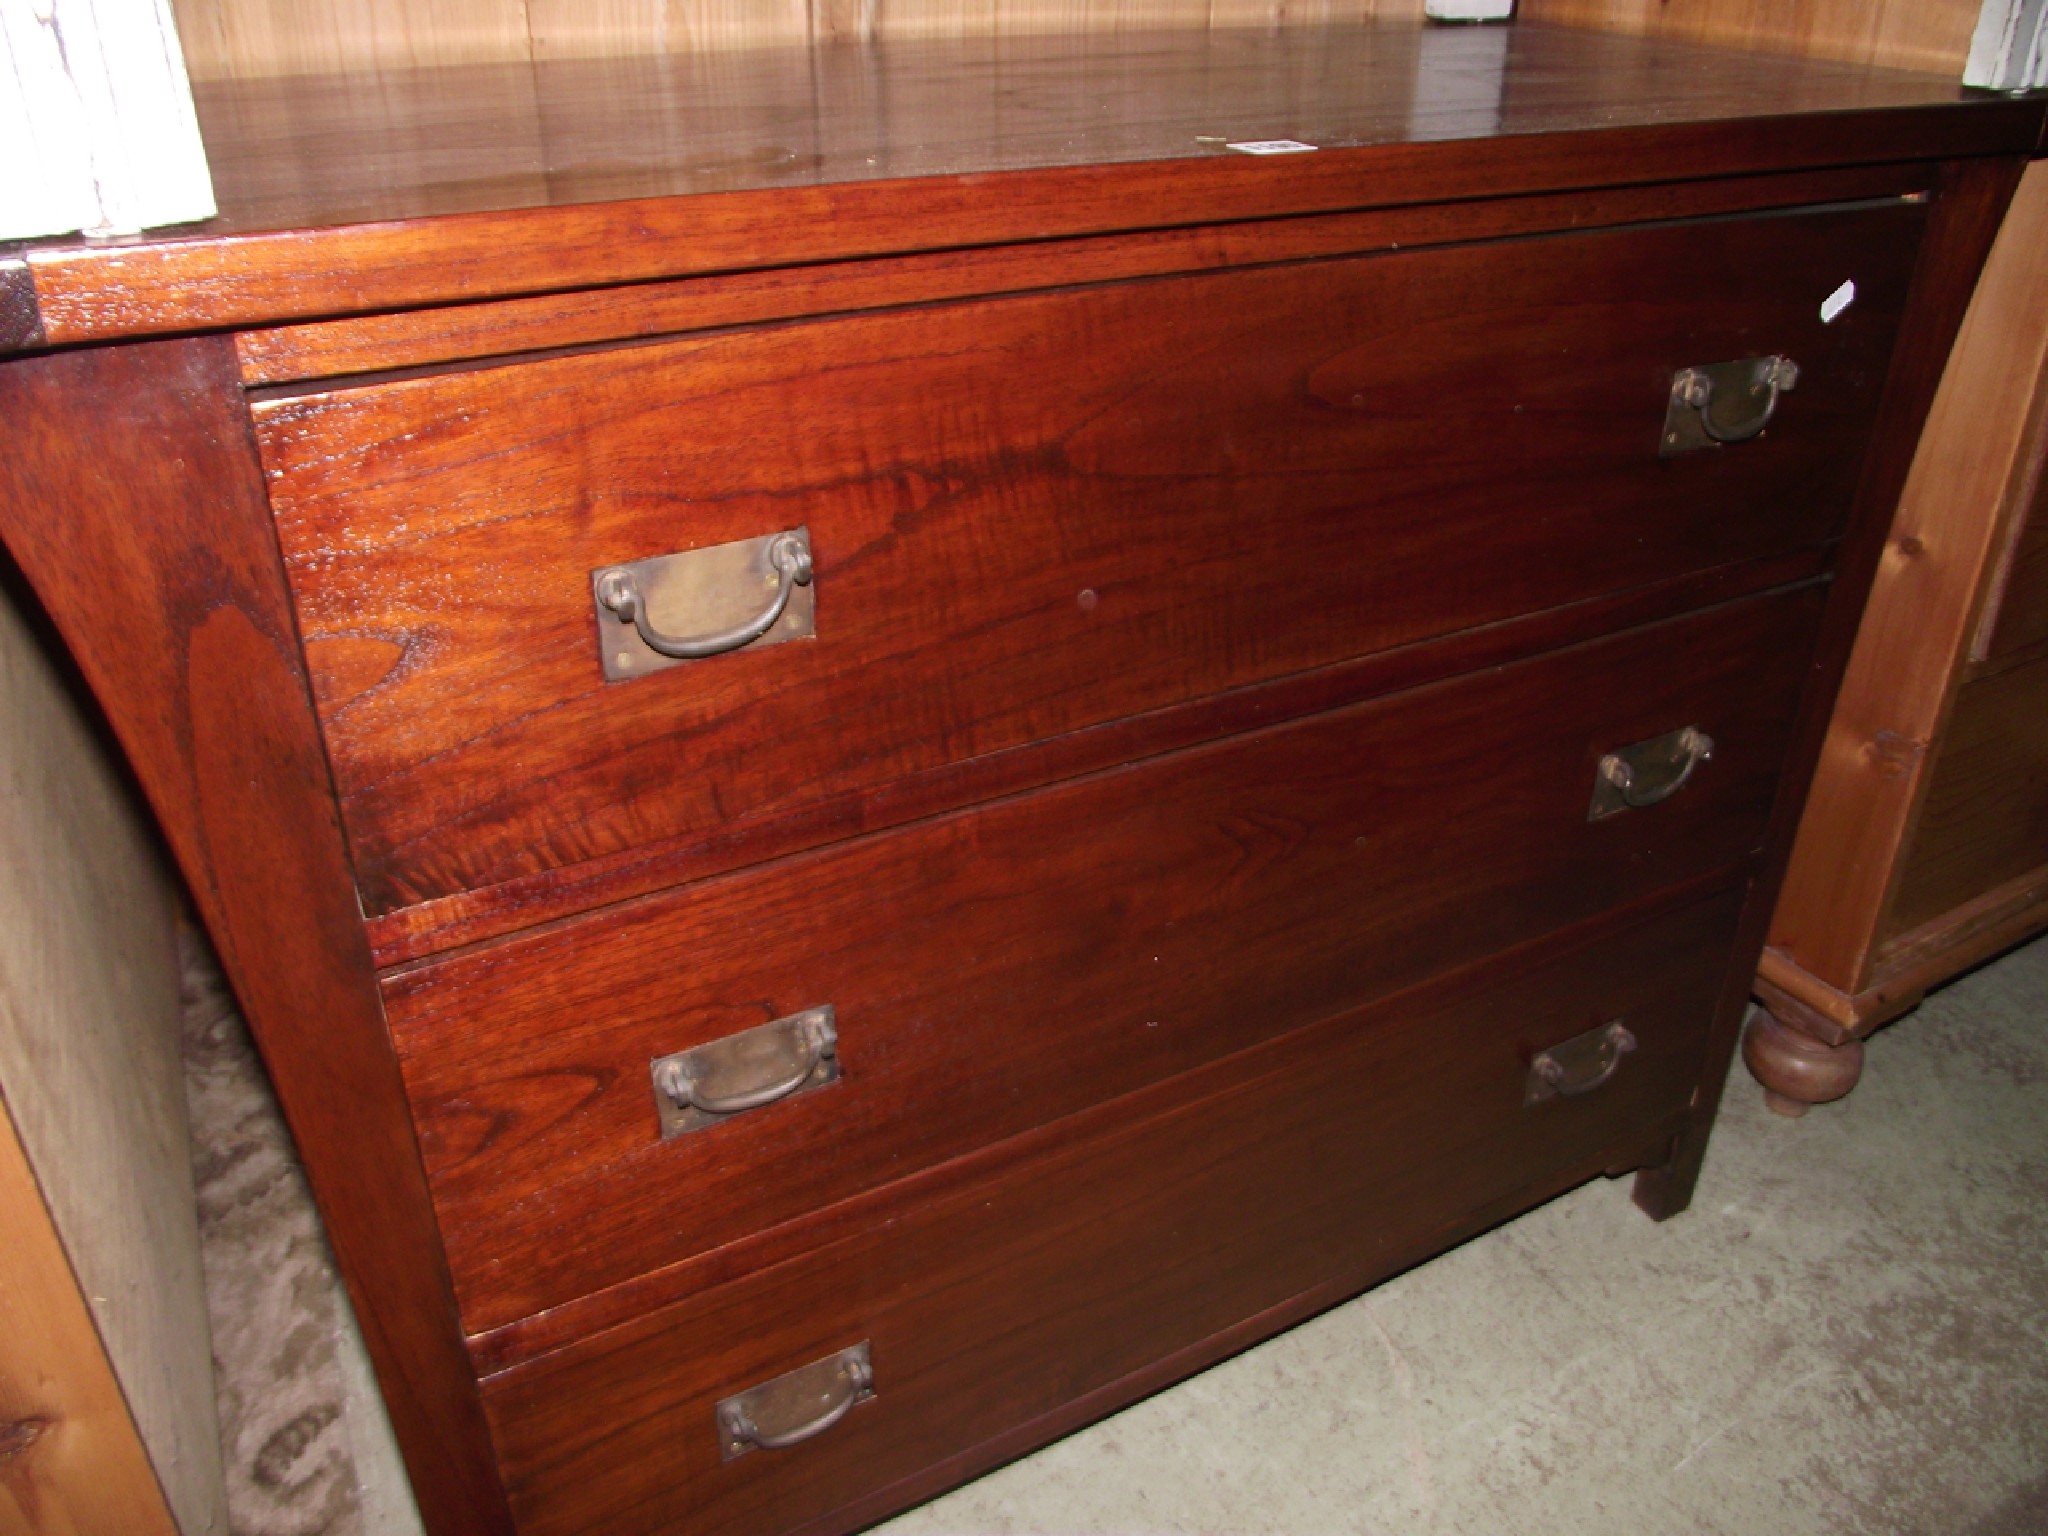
[255,200,1923,917]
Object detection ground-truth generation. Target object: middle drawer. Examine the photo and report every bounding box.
[386,582,1823,1334]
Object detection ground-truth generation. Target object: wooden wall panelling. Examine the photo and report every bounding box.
[526,0,810,60]
[173,0,1422,76]
[1760,164,2048,1016]
[1515,0,1980,74]
[1631,151,2028,1216]
[0,338,512,1536]
[157,0,1995,84]
[171,0,535,81]
[0,1093,181,1536]
[0,575,225,1536]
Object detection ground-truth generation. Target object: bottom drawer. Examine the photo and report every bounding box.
[482,884,1747,1536]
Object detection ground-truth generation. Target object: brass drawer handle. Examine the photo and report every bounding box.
[1588,725,1714,820]
[717,1342,873,1461]
[1662,355,1798,454]
[1526,1020,1637,1105]
[651,1006,838,1138]
[596,528,812,661]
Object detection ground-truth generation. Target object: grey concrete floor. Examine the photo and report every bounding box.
[878,935,2048,1536]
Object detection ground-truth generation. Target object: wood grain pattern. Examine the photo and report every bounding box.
[1518,0,1979,74]
[1635,152,2026,1198]
[0,1093,181,1536]
[480,888,1743,1536]
[171,0,537,80]
[0,577,224,1536]
[1983,501,2048,663]
[528,0,812,60]
[164,0,1980,80]
[171,0,1423,76]
[234,159,1935,386]
[0,264,39,356]
[0,33,2025,1529]
[18,24,2036,346]
[364,545,1830,966]
[1765,163,2048,995]
[390,584,1823,1331]
[1978,368,2048,663]
[1863,865,2048,1006]
[1884,653,2048,938]
[0,341,511,1536]
[258,201,1919,923]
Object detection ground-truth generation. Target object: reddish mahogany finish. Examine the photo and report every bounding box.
[481,888,1746,1536]
[9,25,2038,345]
[235,161,1935,388]
[392,585,1822,1331]
[0,340,512,1536]
[258,202,1919,921]
[0,26,2036,1536]
[1633,153,2028,1219]
[363,546,1831,967]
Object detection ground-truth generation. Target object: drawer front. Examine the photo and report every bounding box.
[386,583,1824,1332]
[256,200,1922,916]
[480,887,1747,1536]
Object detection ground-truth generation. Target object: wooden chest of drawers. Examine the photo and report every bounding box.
[2,23,2040,1536]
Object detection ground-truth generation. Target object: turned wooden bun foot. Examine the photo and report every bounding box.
[1742,1006,1864,1116]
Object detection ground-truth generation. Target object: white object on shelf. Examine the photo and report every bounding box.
[1424,0,1514,20]
[0,0,215,241]
[1966,0,2048,90]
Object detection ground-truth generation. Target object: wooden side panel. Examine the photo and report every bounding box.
[1516,0,1979,74]
[0,579,225,1536]
[1883,654,2048,941]
[1763,163,2048,997]
[0,1094,180,1536]
[1980,401,2048,662]
[1985,498,2048,661]
[0,341,510,1536]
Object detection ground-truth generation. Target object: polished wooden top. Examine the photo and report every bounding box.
[183,24,2003,229]
[4,22,2041,349]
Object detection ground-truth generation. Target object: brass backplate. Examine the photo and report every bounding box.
[1525,1019,1636,1105]
[594,526,815,681]
[717,1341,874,1461]
[1660,355,1794,456]
[1587,725,1712,821]
[650,1006,839,1138]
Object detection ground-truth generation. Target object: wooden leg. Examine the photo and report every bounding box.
[1741,1004,1864,1116]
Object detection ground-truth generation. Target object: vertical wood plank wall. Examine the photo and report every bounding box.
[165,0,1978,85]
[168,0,1428,77]
[1514,0,1979,73]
